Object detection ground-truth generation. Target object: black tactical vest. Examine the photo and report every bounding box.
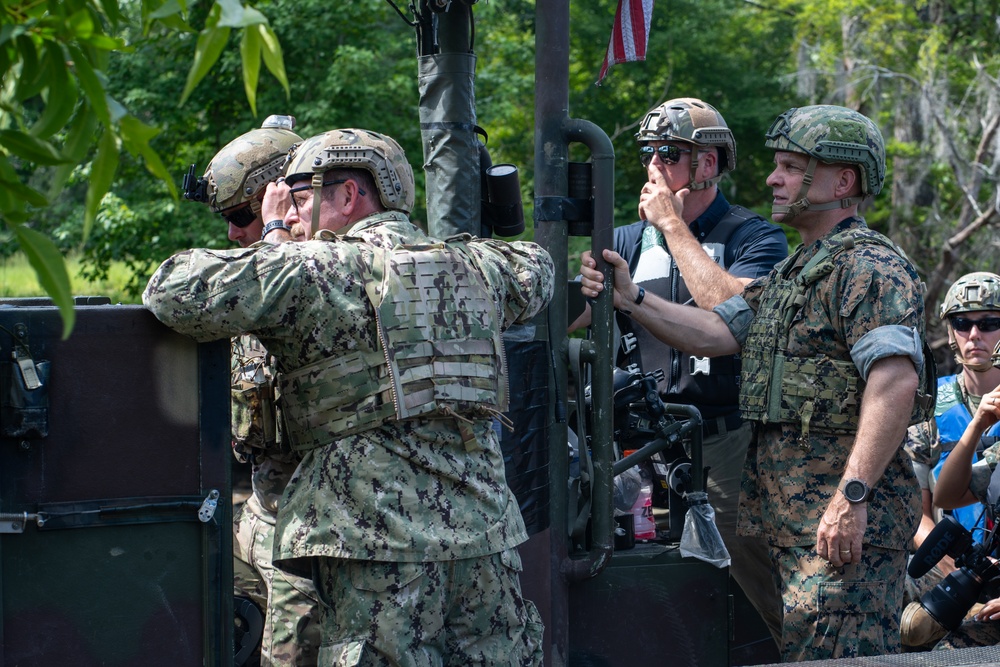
[618,206,758,419]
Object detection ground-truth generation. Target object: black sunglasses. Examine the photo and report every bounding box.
[950,316,1000,333]
[220,204,257,228]
[639,144,692,167]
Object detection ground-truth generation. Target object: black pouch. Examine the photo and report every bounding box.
[1,356,50,438]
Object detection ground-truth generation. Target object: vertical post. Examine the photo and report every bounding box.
[531,0,571,664]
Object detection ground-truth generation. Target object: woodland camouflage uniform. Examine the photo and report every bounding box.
[143,206,552,665]
[713,105,927,661]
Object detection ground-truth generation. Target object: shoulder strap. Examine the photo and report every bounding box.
[706,204,761,245]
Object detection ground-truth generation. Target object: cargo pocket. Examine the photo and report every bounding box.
[348,561,426,594]
[318,639,368,666]
[817,580,888,657]
[500,547,523,573]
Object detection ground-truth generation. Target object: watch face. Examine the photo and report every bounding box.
[844,480,867,502]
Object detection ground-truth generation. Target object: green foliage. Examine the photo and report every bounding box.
[8,0,1000,365]
[1,0,288,337]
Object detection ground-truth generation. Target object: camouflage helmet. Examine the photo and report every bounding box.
[764,105,886,197]
[636,98,735,190]
[284,128,415,214]
[198,115,301,213]
[940,272,1000,319]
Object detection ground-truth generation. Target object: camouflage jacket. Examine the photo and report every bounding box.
[230,334,300,517]
[731,217,922,549]
[143,211,555,569]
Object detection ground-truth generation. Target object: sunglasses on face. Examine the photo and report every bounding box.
[950,316,1000,333]
[639,144,692,168]
[220,204,257,228]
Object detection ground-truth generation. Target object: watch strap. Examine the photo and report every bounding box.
[262,219,292,240]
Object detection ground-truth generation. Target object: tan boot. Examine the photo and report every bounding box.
[900,602,948,648]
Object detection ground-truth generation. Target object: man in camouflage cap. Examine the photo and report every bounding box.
[899,272,1000,649]
[146,127,551,665]
[580,105,932,661]
[184,116,322,665]
[572,97,786,644]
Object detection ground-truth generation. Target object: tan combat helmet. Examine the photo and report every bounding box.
[763,105,886,223]
[939,272,1000,372]
[184,115,302,225]
[283,128,415,237]
[635,98,736,191]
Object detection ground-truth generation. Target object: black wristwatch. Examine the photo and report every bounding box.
[261,219,292,240]
[839,478,874,504]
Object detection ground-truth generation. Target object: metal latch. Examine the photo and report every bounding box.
[198,490,220,523]
[0,511,46,533]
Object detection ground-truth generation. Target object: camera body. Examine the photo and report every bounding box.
[908,514,1000,630]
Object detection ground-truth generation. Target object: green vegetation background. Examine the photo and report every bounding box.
[5,0,1000,364]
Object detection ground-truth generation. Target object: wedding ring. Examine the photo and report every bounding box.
[839,549,852,554]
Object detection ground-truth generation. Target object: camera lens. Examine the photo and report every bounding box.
[920,568,984,631]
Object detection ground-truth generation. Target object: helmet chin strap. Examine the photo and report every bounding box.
[950,329,997,372]
[770,156,864,224]
[311,173,324,238]
[686,149,721,192]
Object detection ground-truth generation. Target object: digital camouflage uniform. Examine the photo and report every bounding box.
[231,335,321,665]
[714,216,925,662]
[143,210,552,666]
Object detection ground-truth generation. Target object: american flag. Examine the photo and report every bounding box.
[597,0,655,85]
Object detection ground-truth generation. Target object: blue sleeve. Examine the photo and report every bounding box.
[725,218,788,280]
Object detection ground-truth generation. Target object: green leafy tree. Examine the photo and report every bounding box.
[74,0,421,302]
[762,0,1000,370]
[1,0,288,337]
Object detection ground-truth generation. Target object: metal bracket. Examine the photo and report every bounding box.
[534,195,593,223]
[198,489,220,523]
[0,511,47,533]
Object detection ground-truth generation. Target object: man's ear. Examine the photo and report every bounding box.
[836,165,861,197]
[339,179,363,214]
[700,148,718,175]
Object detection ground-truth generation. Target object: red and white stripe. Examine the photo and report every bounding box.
[597,0,655,84]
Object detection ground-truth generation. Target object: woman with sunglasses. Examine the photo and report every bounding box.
[929,273,1000,537]
[930,276,1000,650]
[899,272,1000,649]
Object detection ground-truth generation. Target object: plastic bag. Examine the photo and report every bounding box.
[679,491,731,568]
[613,465,643,514]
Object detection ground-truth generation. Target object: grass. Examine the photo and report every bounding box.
[0,253,142,304]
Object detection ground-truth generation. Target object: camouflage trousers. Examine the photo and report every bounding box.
[234,495,322,666]
[774,544,906,661]
[313,548,544,666]
[934,616,1000,649]
[705,422,783,646]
